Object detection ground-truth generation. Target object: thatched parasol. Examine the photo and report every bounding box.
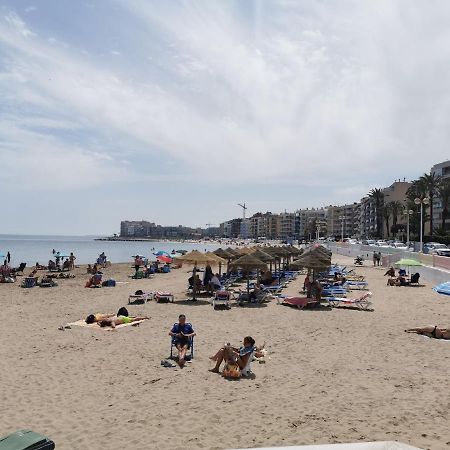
[225,247,240,258]
[249,248,275,263]
[290,244,331,272]
[213,248,233,260]
[175,250,219,300]
[229,254,268,299]
[205,252,227,275]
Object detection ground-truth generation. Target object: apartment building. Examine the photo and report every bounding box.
[431,160,450,230]
[326,203,360,239]
[279,212,296,241]
[295,208,328,240]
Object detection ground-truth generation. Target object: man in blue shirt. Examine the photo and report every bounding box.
[169,315,195,367]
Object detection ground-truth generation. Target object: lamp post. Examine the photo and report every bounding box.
[403,209,413,247]
[414,197,429,252]
[339,216,347,242]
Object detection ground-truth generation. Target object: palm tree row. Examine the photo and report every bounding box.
[406,173,450,236]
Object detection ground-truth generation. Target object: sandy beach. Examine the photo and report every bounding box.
[1,255,450,450]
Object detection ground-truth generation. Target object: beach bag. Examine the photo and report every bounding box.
[222,362,241,379]
[102,279,116,287]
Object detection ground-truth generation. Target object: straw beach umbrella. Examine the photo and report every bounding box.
[205,252,227,275]
[175,250,218,300]
[229,254,268,300]
[213,248,233,260]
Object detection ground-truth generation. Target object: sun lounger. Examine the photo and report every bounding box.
[211,290,232,309]
[280,296,319,309]
[326,292,373,310]
[343,281,369,290]
[154,291,174,303]
[128,290,153,304]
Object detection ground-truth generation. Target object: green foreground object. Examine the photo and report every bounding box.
[394,258,422,267]
[0,430,55,450]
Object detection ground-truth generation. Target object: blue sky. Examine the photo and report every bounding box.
[1,0,449,235]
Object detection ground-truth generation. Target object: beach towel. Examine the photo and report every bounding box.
[281,297,318,309]
[67,319,147,331]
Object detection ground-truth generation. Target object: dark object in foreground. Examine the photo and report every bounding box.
[0,429,55,450]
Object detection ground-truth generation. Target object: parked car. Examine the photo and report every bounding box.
[365,240,376,246]
[390,242,408,250]
[375,240,391,248]
[425,243,450,256]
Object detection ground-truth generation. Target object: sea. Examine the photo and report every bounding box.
[0,235,222,266]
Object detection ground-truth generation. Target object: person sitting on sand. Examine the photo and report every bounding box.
[405,326,450,340]
[384,267,395,277]
[48,260,57,271]
[209,336,263,374]
[169,314,196,367]
[98,314,149,329]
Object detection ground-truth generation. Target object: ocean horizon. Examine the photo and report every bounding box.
[0,234,221,266]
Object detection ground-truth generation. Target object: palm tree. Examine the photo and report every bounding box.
[383,203,391,238]
[369,188,384,238]
[388,201,403,237]
[419,172,441,235]
[437,178,450,230]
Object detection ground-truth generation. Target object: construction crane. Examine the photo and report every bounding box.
[237,203,247,220]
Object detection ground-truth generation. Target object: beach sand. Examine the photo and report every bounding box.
[1,256,449,450]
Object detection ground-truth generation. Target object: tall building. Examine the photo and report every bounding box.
[382,181,412,238]
[295,208,328,240]
[326,203,360,239]
[279,212,296,241]
[431,160,450,231]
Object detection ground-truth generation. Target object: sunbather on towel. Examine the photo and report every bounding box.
[98,315,149,328]
[169,314,196,367]
[209,336,263,374]
[85,307,130,324]
[405,326,450,340]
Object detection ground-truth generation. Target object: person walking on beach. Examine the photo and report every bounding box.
[69,252,76,270]
[372,251,377,267]
[377,251,382,266]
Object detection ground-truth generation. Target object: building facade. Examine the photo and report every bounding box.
[326,203,360,239]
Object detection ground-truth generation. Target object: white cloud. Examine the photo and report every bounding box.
[1,1,450,200]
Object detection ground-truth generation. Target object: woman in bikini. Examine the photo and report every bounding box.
[98,315,149,328]
[405,326,450,340]
[209,336,263,374]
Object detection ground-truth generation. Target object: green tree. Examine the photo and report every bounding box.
[419,172,441,235]
[369,188,384,238]
[388,201,403,237]
[383,203,391,238]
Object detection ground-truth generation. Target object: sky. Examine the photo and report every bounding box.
[0,0,449,235]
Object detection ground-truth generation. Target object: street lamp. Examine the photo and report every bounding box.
[339,216,347,242]
[403,209,413,247]
[414,197,429,252]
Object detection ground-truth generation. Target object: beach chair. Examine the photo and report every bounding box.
[0,429,55,450]
[211,290,232,309]
[12,262,26,276]
[279,296,320,309]
[128,290,153,304]
[39,277,57,288]
[343,280,369,290]
[154,291,174,303]
[326,291,373,310]
[169,333,194,360]
[409,273,420,285]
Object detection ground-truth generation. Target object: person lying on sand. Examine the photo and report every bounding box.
[209,336,264,374]
[98,315,149,328]
[169,314,196,368]
[85,307,130,324]
[405,326,450,340]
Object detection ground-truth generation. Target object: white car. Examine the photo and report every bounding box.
[375,240,391,248]
[390,242,408,250]
[426,243,450,256]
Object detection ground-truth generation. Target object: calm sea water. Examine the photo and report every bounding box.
[0,235,221,266]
